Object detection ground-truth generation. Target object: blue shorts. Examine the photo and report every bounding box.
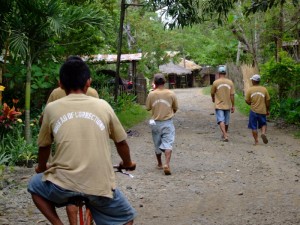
[151,119,175,154]
[215,109,231,125]
[248,110,267,130]
[28,173,137,225]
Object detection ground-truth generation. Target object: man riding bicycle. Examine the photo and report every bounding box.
[28,56,136,225]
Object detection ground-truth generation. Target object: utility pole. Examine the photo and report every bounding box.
[115,0,126,102]
[115,0,144,102]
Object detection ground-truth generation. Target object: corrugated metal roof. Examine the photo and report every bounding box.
[84,53,142,63]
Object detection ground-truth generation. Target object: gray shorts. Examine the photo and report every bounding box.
[28,173,137,225]
[151,119,175,154]
[215,109,231,125]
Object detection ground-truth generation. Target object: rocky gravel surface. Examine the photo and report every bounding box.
[0,88,299,225]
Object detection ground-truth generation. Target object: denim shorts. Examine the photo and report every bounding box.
[248,110,267,130]
[28,173,137,225]
[151,119,175,154]
[215,109,231,125]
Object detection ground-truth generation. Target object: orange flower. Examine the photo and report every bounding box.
[1,103,22,121]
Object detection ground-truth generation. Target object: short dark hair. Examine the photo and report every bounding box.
[154,73,166,86]
[59,56,91,91]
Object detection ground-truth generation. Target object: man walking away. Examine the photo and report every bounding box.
[211,66,235,142]
[146,73,178,175]
[245,74,270,145]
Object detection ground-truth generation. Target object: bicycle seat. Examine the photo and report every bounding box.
[68,196,89,206]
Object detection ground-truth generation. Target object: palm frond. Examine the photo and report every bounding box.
[9,31,28,57]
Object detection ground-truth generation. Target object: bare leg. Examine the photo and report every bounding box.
[164,150,172,168]
[31,193,64,225]
[66,205,78,225]
[261,125,267,135]
[260,125,268,144]
[163,150,172,175]
[225,124,229,133]
[219,122,228,140]
[252,130,259,145]
[156,153,162,168]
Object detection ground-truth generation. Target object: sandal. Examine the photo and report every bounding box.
[223,138,229,142]
[163,165,171,175]
[261,134,268,144]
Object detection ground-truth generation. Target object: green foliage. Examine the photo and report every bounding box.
[234,92,251,116]
[261,52,300,99]
[266,86,281,118]
[147,0,238,27]
[262,52,300,124]
[278,98,300,124]
[0,152,11,166]
[117,104,150,130]
[245,0,299,16]
[0,115,39,167]
[147,0,299,28]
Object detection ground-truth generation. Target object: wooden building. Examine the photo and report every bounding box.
[159,62,192,89]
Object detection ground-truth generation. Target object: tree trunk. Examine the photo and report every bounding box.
[275,3,284,62]
[236,41,242,65]
[0,41,9,105]
[25,55,32,143]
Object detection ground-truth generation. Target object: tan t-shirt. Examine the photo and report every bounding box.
[46,87,99,104]
[38,94,126,198]
[245,86,270,114]
[146,88,178,121]
[211,78,235,110]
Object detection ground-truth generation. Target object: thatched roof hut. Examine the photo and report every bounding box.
[159,62,192,75]
[178,59,202,71]
[158,62,191,88]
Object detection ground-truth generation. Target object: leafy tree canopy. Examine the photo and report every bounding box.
[146,0,299,27]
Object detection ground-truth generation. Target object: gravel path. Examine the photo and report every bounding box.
[0,88,299,225]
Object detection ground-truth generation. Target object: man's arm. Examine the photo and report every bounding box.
[35,145,51,173]
[211,93,215,103]
[115,140,136,170]
[230,94,235,113]
[211,85,216,102]
[266,99,270,116]
[245,90,251,105]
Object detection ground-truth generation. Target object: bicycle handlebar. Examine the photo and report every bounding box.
[113,164,135,178]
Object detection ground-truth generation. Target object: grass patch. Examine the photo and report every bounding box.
[294,130,300,139]
[234,92,250,116]
[117,104,150,130]
[202,86,211,95]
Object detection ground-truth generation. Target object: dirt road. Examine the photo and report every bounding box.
[0,88,299,225]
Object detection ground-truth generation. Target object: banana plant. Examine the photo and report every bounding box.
[2,0,110,143]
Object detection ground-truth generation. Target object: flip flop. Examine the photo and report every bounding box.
[261,134,268,144]
[163,165,171,175]
[223,138,229,142]
[156,165,163,170]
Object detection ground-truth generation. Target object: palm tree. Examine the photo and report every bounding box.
[3,0,109,143]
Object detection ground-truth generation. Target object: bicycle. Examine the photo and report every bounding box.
[69,164,135,225]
